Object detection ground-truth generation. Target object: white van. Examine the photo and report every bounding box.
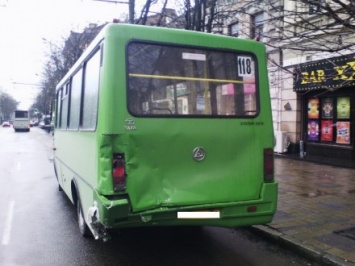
[13,110,30,132]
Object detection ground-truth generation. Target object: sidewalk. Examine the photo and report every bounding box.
[251,156,355,265]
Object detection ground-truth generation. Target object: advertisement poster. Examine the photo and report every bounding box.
[243,78,256,94]
[196,96,205,111]
[336,122,350,144]
[322,98,333,119]
[307,120,319,141]
[222,83,235,95]
[321,120,333,142]
[337,97,350,119]
[308,98,319,119]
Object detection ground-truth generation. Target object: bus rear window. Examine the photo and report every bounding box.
[127,42,258,117]
[15,110,29,118]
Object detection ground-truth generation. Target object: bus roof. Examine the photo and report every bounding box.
[56,23,266,91]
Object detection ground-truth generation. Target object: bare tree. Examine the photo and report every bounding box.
[136,0,155,24]
[207,0,355,83]
[216,0,355,54]
[177,0,218,32]
[34,24,104,115]
[0,92,18,120]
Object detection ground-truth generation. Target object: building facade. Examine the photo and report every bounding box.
[294,54,355,161]
[216,0,355,165]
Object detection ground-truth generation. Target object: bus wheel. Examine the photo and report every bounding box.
[77,199,91,237]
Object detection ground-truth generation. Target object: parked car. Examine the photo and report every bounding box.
[30,120,39,127]
[39,118,53,133]
[2,121,11,127]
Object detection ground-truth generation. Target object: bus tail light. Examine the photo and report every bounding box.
[263,148,274,182]
[112,153,126,191]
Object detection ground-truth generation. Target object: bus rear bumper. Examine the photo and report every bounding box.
[92,182,278,235]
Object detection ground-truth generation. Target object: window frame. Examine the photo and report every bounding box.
[126,41,260,118]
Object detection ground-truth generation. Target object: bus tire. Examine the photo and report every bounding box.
[77,198,91,237]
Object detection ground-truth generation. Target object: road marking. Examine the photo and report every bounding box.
[2,201,15,245]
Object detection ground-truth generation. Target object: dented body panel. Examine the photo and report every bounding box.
[53,24,277,240]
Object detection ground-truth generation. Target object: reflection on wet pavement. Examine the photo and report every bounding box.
[275,158,355,197]
[268,157,355,263]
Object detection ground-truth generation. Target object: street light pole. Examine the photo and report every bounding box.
[92,0,133,24]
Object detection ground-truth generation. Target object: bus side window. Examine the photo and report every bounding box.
[60,82,70,129]
[68,69,82,130]
[82,50,100,130]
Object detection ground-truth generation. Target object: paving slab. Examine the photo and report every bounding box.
[251,156,355,266]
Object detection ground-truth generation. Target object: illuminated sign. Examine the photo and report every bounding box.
[294,54,355,91]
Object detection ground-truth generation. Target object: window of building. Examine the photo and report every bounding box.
[251,12,264,41]
[308,0,323,15]
[229,22,239,37]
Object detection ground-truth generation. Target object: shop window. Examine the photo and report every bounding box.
[306,96,351,145]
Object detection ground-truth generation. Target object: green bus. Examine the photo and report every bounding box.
[53,24,277,241]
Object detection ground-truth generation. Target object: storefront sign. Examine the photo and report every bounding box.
[294,54,355,91]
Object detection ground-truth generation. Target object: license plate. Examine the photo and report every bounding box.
[177,211,220,219]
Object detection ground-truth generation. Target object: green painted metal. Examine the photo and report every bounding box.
[54,24,277,233]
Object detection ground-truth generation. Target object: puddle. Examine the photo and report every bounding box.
[334,227,355,241]
[317,232,355,252]
[302,190,333,197]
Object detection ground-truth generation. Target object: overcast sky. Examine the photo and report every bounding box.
[0,0,126,109]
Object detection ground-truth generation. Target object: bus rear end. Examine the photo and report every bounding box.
[92,25,277,239]
[13,110,30,132]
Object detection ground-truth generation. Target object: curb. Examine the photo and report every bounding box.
[249,225,353,266]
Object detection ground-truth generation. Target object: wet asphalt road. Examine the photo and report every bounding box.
[0,127,318,266]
